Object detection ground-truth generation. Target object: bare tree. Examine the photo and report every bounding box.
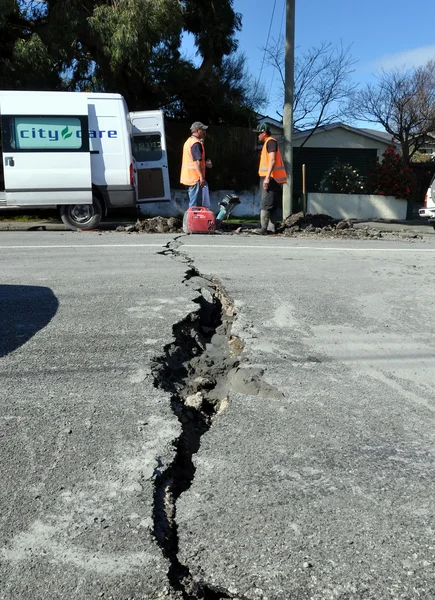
[265,40,357,147]
[351,62,435,164]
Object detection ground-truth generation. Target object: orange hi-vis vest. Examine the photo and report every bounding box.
[180,136,205,186]
[258,136,287,184]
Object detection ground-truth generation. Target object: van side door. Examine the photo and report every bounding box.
[129,110,170,206]
[0,93,92,207]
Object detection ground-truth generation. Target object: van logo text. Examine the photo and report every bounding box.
[19,128,118,141]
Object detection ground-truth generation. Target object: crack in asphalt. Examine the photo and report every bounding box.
[151,236,247,600]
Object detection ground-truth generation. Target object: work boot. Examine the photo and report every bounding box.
[251,210,270,234]
[260,209,270,231]
[268,207,278,233]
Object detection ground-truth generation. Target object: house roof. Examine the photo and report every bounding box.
[359,128,395,145]
[255,118,397,148]
[256,113,284,129]
[293,122,395,146]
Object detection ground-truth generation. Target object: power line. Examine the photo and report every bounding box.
[266,0,286,112]
[257,0,278,86]
[271,1,287,106]
[267,69,276,109]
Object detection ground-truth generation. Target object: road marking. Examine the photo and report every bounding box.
[0,244,166,249]
[1,243,435,252]
[183,244,435,251]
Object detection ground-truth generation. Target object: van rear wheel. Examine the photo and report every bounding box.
[60,197,102,230]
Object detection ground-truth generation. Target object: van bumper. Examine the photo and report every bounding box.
[419,208,435,218]
[96,185,136,209]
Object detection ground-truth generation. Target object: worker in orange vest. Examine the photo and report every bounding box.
[253,122,287,234]
[180,122,212,207]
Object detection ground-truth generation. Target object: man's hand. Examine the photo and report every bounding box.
[263,176,270,190]
[200,176,206,188]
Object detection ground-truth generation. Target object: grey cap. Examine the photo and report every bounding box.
[190,121,208,132]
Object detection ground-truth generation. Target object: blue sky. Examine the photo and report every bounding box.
[182,0,435,121]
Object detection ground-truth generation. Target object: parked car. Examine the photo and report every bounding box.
[419,175,435,229]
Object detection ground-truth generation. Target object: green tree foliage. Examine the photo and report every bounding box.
[183,0,242,83]
[0,1,35,89]
[0,0,264,125]
[366,146,416,200]
[318,160,366,194]
[170,53,267,124]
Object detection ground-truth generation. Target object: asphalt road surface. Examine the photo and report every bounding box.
[1,231,435,600]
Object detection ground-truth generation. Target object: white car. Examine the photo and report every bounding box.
[419,179,435,228]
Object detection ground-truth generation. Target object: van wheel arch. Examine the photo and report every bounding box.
[92,186,107,216]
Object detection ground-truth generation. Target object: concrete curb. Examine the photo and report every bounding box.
[0,221,132,232]
[353,221,435,235]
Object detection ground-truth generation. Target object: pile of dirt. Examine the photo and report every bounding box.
[117,216,183,234]
[276,211,377,238]
[279,211,349,232]
[274,212,424,240]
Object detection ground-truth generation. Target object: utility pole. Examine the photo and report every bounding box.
[282,0,295,219]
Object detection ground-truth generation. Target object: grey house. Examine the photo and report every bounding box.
[415,132,435,156]
[292,123,394,198]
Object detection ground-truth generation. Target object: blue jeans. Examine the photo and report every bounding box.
[187,182,202,207]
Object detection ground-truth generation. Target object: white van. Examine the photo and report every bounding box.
[419,175,435,228]
[0,91,170,229]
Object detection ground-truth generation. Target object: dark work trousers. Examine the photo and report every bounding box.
[260,177,282,232]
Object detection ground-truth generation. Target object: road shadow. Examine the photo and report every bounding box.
[0,285,59,358]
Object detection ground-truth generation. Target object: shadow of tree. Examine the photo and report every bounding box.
[0,285,59,358]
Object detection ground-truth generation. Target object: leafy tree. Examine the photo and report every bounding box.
[0,1,40,89]
[1,1,76,90]
[183,0,242,85]
[351,62,435,165]
[168,53,266,124]
[366,146,416,200]
[318,160,366,194]
[84,0,185,108]
[0,0,261,125]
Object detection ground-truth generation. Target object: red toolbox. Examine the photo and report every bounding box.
[183,206,215,234]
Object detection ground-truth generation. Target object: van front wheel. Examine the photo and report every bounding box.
[60,197,103,230]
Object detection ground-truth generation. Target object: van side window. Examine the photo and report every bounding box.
[2,117,17,150]
[132,134,163,162]
[2,116,89,152]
